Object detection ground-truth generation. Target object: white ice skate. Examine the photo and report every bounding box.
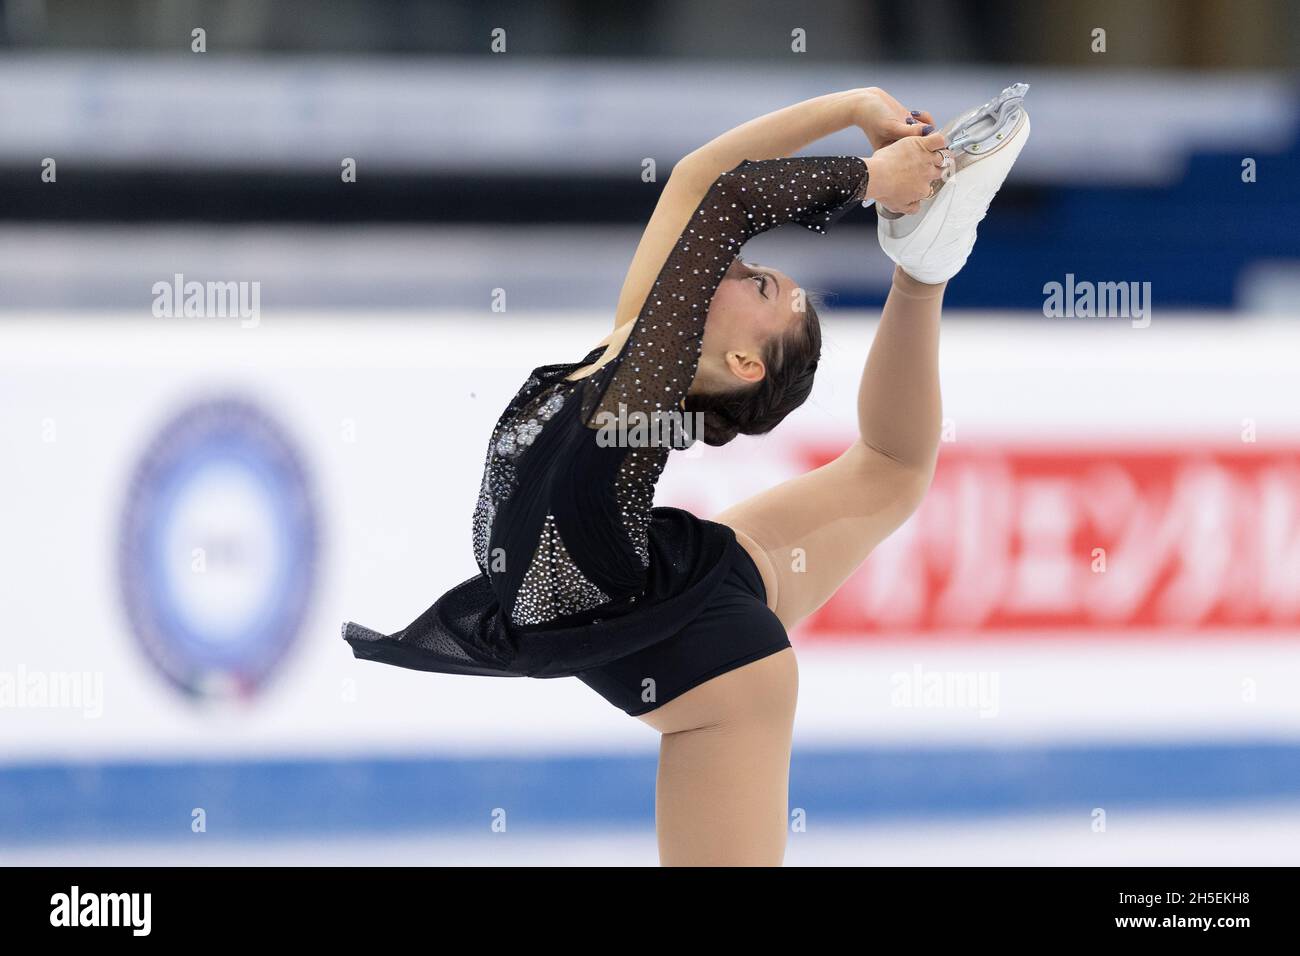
[877,82,1031,284]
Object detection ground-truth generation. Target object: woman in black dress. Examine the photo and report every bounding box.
[346,84,1030,865]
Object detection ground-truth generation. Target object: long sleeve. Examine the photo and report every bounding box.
[476,156,870,629]
[582,156,869,427]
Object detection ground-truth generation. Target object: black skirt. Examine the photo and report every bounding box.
[343,507,737,679]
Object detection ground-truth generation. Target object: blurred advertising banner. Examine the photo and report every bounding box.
[3,312,1299,762]
[800,444,1300,636]
[0,58,1290,182]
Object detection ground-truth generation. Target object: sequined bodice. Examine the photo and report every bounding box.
[471,156,869,628]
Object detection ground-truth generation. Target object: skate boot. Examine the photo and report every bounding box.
[878,82,1030,284]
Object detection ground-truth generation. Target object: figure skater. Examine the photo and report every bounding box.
[345,84,1030,865]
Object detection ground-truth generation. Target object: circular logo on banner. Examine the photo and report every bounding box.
[118,397,319,700]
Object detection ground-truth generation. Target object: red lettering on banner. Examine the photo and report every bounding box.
[797,445,1300,636]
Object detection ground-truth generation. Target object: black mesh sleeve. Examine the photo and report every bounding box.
[583,156,869,427]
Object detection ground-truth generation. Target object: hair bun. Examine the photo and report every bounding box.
[682,297,824,447]
[698,409,742,447]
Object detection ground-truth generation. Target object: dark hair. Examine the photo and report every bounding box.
[683,294,823,447]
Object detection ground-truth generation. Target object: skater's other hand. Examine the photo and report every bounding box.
[863,131,948,213]
[852,87,935,150]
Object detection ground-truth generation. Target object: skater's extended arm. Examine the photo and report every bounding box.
[612,88,940,330]
[586,154,870,425]
[671,90,879,194]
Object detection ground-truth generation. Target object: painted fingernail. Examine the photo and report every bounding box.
[905,117,917,125]
[921,125,935,135]
[910,110,922,117]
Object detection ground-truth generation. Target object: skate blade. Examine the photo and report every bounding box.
[868,82,1030,213]
[942,82,1030,161]
[928,82,1029,193]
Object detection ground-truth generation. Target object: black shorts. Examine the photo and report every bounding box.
[575,535,791,716]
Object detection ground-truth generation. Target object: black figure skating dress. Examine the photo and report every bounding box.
[344,156,869,704]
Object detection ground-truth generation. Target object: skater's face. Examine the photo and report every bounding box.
[701,258,805,389]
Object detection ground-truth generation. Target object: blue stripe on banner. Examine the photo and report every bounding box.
[2,742,1299,843]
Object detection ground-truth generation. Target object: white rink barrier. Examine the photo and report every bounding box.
[2,312,1299,767]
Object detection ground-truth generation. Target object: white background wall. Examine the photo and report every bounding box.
[3,312,1298,764]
